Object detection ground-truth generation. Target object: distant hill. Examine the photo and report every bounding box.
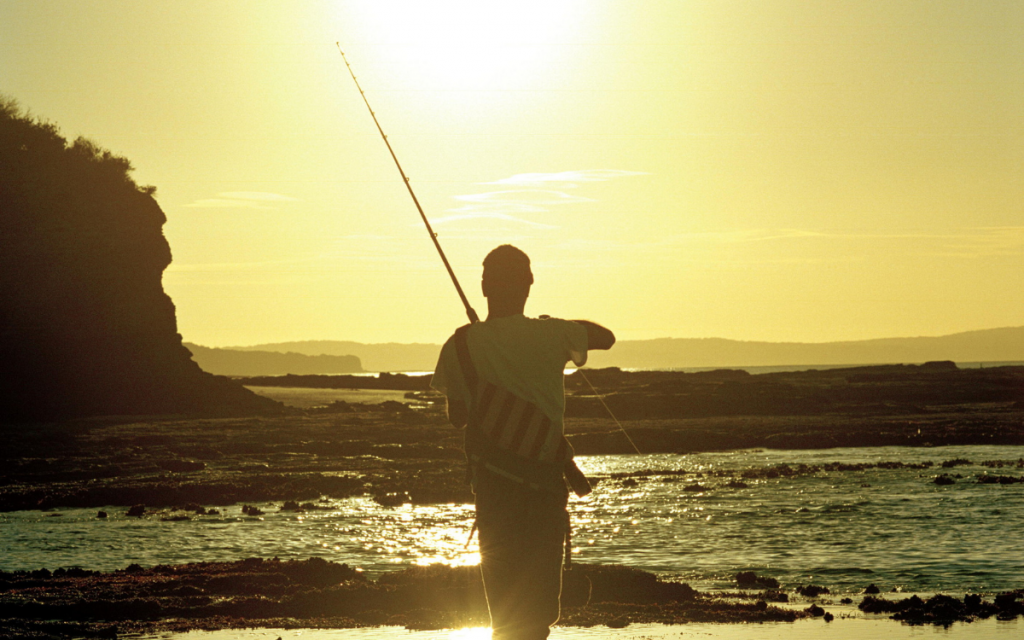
[226,340,441,373]
[587,326,1024,370]
[225,326,1024,372]
[184,344,363,376]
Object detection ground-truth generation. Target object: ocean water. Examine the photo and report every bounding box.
[3,445,1023,598]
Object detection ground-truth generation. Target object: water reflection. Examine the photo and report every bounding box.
[3,445,1024,596]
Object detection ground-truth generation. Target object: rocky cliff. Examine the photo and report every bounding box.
[0,99,282,420]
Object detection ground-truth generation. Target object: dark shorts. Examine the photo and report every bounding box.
[475,468,569,640]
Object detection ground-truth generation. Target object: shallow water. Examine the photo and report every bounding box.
[3,445,1023,597]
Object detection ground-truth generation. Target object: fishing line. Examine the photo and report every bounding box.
[336,45,639,455]
[576,369,642,455]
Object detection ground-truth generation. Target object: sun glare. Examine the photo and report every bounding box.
[341,1,584,88]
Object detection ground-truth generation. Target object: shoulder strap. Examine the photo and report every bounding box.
[453,324,478,392]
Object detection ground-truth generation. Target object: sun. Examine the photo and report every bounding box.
[339,0,584,89]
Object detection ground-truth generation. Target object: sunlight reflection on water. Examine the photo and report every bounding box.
[5,445,1024,597]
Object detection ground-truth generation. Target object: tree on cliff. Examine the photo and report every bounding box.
[0,97,283,420]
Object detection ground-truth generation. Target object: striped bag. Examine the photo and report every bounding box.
[471,378,569,464]
[454,325,591,496]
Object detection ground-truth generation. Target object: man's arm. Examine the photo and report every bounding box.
[573,320,615,351]
[446,396,468,429]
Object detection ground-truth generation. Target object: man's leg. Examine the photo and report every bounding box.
[475,470,568,640]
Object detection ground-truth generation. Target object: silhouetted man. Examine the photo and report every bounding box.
[431,245,615,640]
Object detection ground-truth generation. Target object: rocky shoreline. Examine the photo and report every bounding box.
[3,364,1024,637]
[2,387,1022,513]
[1,558,1021,639]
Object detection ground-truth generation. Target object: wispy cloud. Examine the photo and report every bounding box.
[186,192,300,210]
[552,227,1024,262]
[436,170,644,229]
[432,189,591,229]
[430,212,559,229]
[927,226,1024,257]
[456,189,593,206]
[487,169,648,189]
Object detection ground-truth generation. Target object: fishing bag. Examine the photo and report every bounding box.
[454,324,591,497]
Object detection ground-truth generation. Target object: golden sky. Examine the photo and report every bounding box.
[2,1,1021,346]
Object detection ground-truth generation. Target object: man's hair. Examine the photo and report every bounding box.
[483,244,533,291]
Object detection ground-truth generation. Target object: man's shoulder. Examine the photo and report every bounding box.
[441,323,474,345]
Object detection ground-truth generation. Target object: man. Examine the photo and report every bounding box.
[430,245,614,640]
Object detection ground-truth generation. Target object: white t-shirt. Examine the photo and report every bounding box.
[431,315,588,430]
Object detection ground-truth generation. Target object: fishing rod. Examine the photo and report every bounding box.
[336,45,640,457]
[336,43,479,324]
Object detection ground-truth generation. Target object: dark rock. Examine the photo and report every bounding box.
[736,571,779,589]
[126,504,145,517]
[933,474,956,485]
[840,597,853,604]
[797,584,830,597]
[606,615,630,628]
[241,505,264,516]
[941,458,972,468]
[0,102,285,421]
[977,474,1024,484]
[806,604,825,617]
[994,592,1019,610]
[860,592,1009,625]
[560,564,696,608]
[97,511,108,518]
[823,611,834,622]
[0,558,811,632]
[863,583,880,594]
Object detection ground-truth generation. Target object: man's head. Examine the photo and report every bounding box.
[482,244,533,305]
